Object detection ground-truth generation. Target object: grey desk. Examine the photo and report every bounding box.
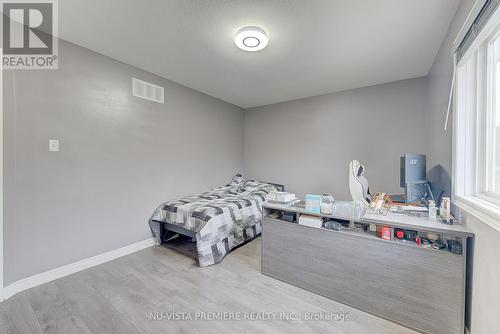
[261,202,474,334]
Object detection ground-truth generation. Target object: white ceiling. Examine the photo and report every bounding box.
[59,0,460,108]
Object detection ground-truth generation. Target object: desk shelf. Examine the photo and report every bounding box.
[264,208,466,257]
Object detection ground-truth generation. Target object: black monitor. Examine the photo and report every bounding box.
[400,154,426,187]
[398,154,432,203]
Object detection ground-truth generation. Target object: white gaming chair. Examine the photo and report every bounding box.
[349,160,371,206]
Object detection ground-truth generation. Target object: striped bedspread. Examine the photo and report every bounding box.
[149,180,277,266]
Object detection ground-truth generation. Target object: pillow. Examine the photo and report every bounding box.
[227,173,244,187]
[241,180,266,192]
[242,180,260,187]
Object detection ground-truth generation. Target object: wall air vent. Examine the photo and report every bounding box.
[132,78,164,104]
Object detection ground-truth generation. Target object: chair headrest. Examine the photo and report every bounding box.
[350,160,365,178]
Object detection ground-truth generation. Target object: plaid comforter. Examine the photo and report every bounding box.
[149,180,277,266]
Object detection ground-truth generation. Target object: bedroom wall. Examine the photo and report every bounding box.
[426,0,500,332]
[243,77,428,200]
[425,0,478,200]
[2,39,244,285]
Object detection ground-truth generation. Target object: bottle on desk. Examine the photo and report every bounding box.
[428,200,437,219]
[439,197,452,223]
[320,193,335,214]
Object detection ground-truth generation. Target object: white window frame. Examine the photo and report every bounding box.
[454,7,500,232]
[0,48,3,301]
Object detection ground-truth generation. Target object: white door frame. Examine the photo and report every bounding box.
[1,47,4,301]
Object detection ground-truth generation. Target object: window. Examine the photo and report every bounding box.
[454,6,500,227]
[494,41,500,194]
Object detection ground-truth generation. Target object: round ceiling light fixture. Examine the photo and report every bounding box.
[234,26,269,52]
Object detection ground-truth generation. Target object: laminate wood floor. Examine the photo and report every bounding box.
[0,237,417,334]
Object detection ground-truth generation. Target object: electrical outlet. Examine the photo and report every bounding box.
[49,139,59,152]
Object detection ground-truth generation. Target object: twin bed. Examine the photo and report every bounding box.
[149,175,283,266]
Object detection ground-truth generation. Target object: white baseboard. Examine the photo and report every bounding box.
[1,238,156,302]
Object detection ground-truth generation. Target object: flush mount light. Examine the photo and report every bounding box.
[234,26,269,52]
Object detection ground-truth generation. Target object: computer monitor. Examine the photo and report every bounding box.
[399,153,432,203]
[400,153,426,188]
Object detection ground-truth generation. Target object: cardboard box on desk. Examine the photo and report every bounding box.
[305,194,322,213]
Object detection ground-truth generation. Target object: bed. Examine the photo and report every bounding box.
[149,174,283,266]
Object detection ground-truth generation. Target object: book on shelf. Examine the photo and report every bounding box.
[266,198,301,207]
[266,191,297,204]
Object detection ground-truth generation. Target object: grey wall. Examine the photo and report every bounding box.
[426,0,500,333]
[243,77,428,200]
[3,40,244,285]
[425,0,476,199]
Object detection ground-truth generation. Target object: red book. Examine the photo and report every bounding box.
[381,226,391,240]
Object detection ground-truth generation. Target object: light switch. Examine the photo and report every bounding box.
[49,139,59,152]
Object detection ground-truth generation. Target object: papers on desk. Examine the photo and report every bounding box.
[386,205,428,218]
[389,204,428,213]
[400,205,428,212]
